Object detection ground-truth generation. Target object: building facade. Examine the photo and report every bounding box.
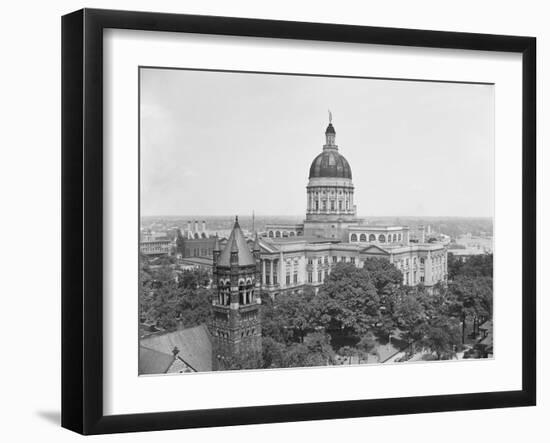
[139,230,176,256]
[261,119,448,297]
[176,220,217,258]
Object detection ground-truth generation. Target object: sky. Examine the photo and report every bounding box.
[140,68,494,218]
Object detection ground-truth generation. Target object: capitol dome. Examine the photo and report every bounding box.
[309,150,352,179]
[305,118,356,221]
[308,122,352,179]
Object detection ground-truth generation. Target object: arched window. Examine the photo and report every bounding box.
[219,280,230,305]
[420,258,425,265]
[393,234,397,242]
[350,233,358,242]
[245,278,254,304]
[379,234,386,243]
[201,232,207,239]
[238,280,246,305]
[369,234,376,242]
[398,233,402,241]
[289,231,295,237]
[218,280,224,305]
[275,231,281,238]
[268,231,274,238]
[194,233,200,239]
[283,231,289,238]
[359,233,367,242]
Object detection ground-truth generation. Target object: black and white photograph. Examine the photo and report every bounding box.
[138,68,494,374]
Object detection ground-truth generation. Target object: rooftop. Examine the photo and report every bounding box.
[139,324,213,374]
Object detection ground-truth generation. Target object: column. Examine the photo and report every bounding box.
[262,259,266,285]
[279,252,284,288]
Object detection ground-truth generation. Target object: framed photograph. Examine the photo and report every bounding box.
[61,8,536,435]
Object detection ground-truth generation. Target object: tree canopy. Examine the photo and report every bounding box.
[311,263,380,335]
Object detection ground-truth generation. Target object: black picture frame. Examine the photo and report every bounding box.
[61,8,536,435]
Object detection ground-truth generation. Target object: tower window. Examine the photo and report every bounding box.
[238,281,246,305]
[369,234,376,242]
[359,234,367,242]
[350,233,358,242]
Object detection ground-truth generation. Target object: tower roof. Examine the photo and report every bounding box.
[325,123,336,134]
[217,217,256,267]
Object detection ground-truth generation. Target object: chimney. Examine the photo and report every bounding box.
[420,226,426,243]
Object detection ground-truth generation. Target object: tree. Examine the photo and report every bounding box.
[179,267,211,289]
[362,257,403,292]
[274,289,316,342]
[339,346,356,365]
[393,289,428,353]
[176,287,212,329]
[139,265,214,332]
[282,332,335,368]
[260,294,293,344]
[357,332,378,362]
[449,275,493,342]
[311,263,380,335]
[261,337,286,368]
[217,346,263,371]
[420,316,462,360]
[448,253,493,280]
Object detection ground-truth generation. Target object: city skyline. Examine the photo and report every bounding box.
[140,68,494,218]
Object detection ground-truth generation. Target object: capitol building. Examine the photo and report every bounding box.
[140,116,450,372]
[255,118,448,297]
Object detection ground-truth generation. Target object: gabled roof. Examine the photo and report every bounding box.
[139,346,175,375]
[139,324,213,373]
[360,244,390,255]
[217,217,256,267]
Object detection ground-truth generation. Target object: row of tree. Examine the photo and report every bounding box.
[139,251,493,368]
[256,254,493,366]
[139,256,212,332]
